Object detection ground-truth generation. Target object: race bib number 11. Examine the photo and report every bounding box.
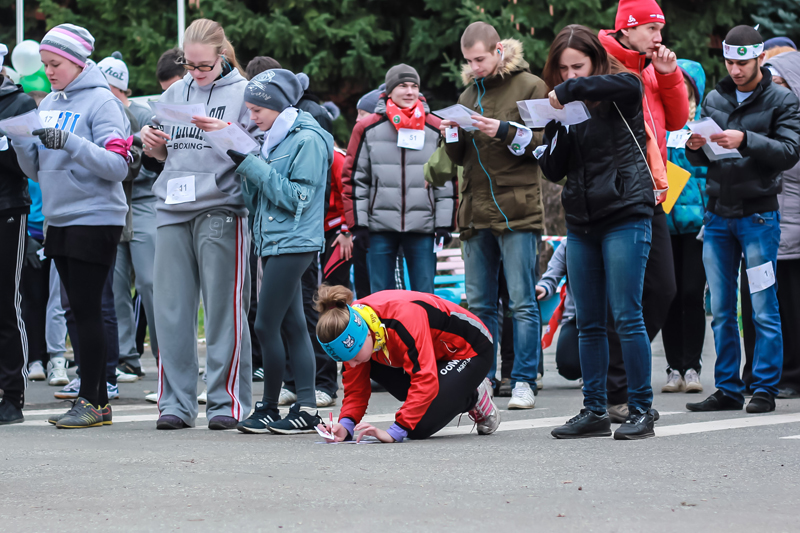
[165,175,196,205]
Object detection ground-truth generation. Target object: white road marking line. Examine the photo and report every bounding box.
[655,413,800,437]
[779,435,800,440]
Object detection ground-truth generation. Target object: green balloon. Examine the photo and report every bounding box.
[21,73,50,93]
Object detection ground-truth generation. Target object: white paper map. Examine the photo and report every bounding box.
[516,99,590,129]
[150,102,207,125]
[432,104,479,132]
[203,123,260,155]
[687,118,742,161]
[0,109,44,140]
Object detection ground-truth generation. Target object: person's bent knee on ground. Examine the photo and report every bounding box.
[315,285,499,442]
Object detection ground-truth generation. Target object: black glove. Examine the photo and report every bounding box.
[227,149,248,167]
[435,228,453,246]
[351,226,370,249]
[24,236,43,269]
[32,128,69,150]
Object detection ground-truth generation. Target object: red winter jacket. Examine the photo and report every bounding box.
[599,30,689,164]
[324,148,347,232]
[338,290,492,432]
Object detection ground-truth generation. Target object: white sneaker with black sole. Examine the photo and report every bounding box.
[28,361,46,381]
[267,404,321,434]
[198,389,207,405]
[278,388,297,406]
[107,382,119,400]
[47,357,69,386]
[145,392,158,403]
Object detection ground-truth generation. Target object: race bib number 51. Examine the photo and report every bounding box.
[397,128,425,150]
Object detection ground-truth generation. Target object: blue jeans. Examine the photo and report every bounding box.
[567,217,652,413]
[703,211,782,403]
[463,229,540,388]
[368,232,435,294]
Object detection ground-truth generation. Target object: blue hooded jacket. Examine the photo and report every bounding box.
[666,60,708,235]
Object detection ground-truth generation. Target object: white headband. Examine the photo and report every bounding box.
[722,41,764,60]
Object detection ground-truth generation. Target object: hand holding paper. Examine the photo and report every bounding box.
[205,123,259,155]
[432,104,480,132]
[150,102,207,125]
[516,99,590,129]
[687,118,742,160]
[0,109,44,141]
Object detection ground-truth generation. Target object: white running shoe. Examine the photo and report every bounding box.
[107,382,120,400]
[55,377,81,399]
[662,369,685,393]
[684,369,703,393]
[115,367,139,383]
[469,378,500,435]
[197,389,207,405]
[315,390,336,407]
[278,388,297,406]
[536,372,543,391]
[28,360,46,381]
[145,392,158,403]
[507,382,536,410]
[46,357,69,386]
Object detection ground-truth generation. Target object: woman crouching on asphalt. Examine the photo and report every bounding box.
[315,285,499,442]
[538,24,659,440]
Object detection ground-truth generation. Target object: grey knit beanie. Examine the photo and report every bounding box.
[40,23,95,67]
[385,64,420,94]
[244,69,303,112]
[356,84,386,113]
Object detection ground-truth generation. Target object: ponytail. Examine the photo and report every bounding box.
[315,284,354,343]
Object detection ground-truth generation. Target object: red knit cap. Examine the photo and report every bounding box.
[614,0,665,32]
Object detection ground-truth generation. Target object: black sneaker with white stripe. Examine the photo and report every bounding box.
[237,402,281,434]
[267,404,321,435]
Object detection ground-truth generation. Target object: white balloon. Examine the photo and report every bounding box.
[11,40,43,77]
[3,66,21,84]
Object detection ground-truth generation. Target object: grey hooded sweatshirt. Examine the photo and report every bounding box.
[14,60,130,227]
[152,70,253,227]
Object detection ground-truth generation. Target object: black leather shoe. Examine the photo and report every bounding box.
[551,409,611,439]
[686,390,743,412]
[613,407,655,440]
[746,392,776,413]
[0,398,24,425]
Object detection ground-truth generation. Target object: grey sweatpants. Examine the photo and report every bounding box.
[114,200,159,366]
[46,266,67,358]
[154,210,252,425]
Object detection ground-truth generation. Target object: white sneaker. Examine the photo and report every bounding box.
[469,378,500,435]
[536,372,543,391]
[107,382,120,400]
[54,377,81,399]
[28,360,46,381]
[662,369,686,393]
[197,389,207,405]
[315,390,336,407]
[507,382,536,410]
[115,367,139,383]
[145,392,158,403]
[684,369,703,393]
[46,357,69,386]
[278,388,297,406]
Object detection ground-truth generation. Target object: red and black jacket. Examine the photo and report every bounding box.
[339,290,492,432]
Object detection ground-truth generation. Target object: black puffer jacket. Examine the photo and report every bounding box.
[686,67,800,218]
[0,76,36,214]
[539,73,654,230]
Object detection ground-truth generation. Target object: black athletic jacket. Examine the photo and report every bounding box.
[686,67,800,218]
[0,76,36,215]
[539,72,654,231]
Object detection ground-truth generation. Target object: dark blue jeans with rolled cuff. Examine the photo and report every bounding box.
[703,211,782,404]
[567,216,652,414]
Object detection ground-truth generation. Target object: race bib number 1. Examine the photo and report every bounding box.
[165,175,196,205]
[397,128,425,150]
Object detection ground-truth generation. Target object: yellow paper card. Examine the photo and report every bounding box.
[663,161,692,214]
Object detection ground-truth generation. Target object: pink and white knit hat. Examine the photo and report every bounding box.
[39,24,95,67]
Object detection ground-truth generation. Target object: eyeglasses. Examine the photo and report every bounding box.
[176,56,220,72]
